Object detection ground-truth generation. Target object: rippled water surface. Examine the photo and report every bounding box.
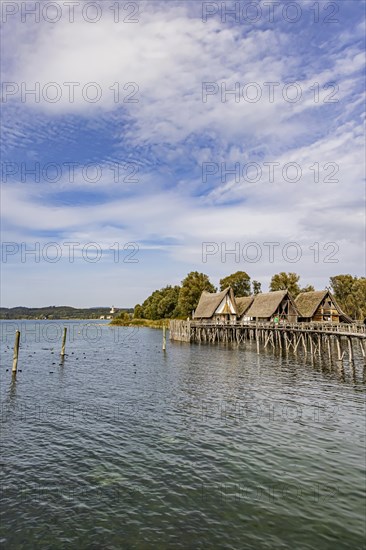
[1,320,365,549]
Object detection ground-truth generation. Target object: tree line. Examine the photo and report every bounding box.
[116,271,365,322]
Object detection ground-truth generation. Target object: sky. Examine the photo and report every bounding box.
[1,0,365,308]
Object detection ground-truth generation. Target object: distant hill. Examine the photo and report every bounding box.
[0,306,133,320]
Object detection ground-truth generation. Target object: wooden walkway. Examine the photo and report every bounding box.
[169,320,366,364]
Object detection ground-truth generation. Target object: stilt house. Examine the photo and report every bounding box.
[193,287,237,324]
[235,296,255,322]
[245,290,298,323]
[295,290,351,323]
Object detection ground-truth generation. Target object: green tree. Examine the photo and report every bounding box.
[352,278,366,320]
[330,275,366,320]
[220,271,251,297]
[252,280,262,295]
[177,271,216,318]
[116,311,130,322]
[270,272,301,297]
[156,286,181,318]
[138,285,181,320]
[142,289,166,320]
[134,304,144,319]
[330,274,355,305]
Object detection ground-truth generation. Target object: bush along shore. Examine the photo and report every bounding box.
[109,318,172,329]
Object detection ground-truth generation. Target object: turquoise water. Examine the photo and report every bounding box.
[0,321,365,549]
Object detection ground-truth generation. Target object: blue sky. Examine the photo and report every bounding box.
[1,0,365,307]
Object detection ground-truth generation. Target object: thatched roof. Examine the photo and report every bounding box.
[295,290,352,322]
[339,311,353,323]
[295,290,328,317]
[194,287,236,318]
[236,296,255,317]
[246,290,292,318]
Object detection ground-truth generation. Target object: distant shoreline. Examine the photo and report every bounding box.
[0,306,133,321]
[0,317,111,322]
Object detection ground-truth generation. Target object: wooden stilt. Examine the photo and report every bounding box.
[359,340,365,361]
[347,337,353,363]
[61,327,67,357]
[327,336,332,361]
[302,333,307,355]
[12,330,20,375]
[336,337,342,361]
[162,324,166,351]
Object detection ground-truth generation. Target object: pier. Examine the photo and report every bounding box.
[169,320,366,364]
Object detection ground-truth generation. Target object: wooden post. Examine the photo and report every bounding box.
[327,336,332,361]
[347,337,353,363]
[61,327,67,357]
[256,327,260,354]
[302,333,307,355]
[162,324,166,351]
[271,331,275,350]
[359,340,366,361]
[336,337,342,361]
[12,330,20,375]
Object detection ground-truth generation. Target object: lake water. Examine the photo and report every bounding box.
[0,320,365,549]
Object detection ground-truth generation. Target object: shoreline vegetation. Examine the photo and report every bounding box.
[110,318,171,329]
[110,271,366,327]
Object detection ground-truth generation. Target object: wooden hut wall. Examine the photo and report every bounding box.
[213,293,237,322]
[313,297,340,323]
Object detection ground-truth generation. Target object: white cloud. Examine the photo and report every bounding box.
[1,1,365,306]
[4,1,360,146]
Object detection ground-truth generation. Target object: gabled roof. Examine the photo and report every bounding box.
[295,290,328,317]
[194,287,236,318]
[236,296,255,317]
[246,290,295,318]
[295,290,352,322]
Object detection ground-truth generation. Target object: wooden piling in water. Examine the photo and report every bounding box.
[162,324,166,351]
[309,334,313,356]
[12,331,20,375]
[347,337,353,363]
[61,327,67,357]
[301,333,307,355]
[359,340,365,361]
[336,337,342,361]
[327,336,332,361]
